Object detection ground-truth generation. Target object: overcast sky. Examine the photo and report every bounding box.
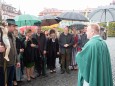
[3,0,112,16]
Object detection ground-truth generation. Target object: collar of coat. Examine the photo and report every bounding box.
[90,35,102,41]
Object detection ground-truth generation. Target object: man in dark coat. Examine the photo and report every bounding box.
[0,26,5,86]
[18,30,25,75]
[0,19,20,86]
[32,25,47,76]
[59,26,74,74]
[80,27,89,47]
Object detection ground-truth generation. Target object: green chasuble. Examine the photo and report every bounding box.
[76,35,113,86]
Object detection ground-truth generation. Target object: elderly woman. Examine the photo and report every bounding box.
[71,27,80,70]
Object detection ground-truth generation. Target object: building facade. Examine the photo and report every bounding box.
[1,2,21,21]
[38,8,94,17]
[39,8,62,16]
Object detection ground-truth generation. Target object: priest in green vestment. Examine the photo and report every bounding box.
[76,23,113,86]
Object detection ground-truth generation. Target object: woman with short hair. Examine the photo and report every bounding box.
[46,29,59,73]
[24,29,35,81]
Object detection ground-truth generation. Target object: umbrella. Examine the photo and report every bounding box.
[88,5,115,22]
[57,11,89,22]
[69,22,86,30]
[14,14,41,27]
[39,14,61,26]
[19,26,37,32]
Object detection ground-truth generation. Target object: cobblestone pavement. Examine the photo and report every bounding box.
[19,37,115,86]
[105,37,115,86]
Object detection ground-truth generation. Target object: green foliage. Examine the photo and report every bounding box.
[57,28,64,32]
[108,22,115,37]
[41,27,50,31]
[99,22,115,37]
[41,27,64,32]
[99,23,107,28]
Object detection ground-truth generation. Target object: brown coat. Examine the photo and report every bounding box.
[6,32,19,67]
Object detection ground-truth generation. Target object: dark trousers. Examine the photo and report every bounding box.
[35,55,46,76]
[46,55,50,69]
[41,57,47,75]
[49,57,56,70]
[61,51,70,72]
[35,56,42,75]
[20,58,24,75]
[49,53,56,70]
[13,67,16,81]
[7,65,15,86]
[0,67,5,86]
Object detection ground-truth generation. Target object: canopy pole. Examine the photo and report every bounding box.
[105,9,107,27]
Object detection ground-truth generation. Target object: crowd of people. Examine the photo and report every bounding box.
[0,19,88,86]
[0,19,113,86]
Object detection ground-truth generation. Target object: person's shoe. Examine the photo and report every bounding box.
[27,80,31,82]
[30,76,35,79]
[71,68,74,71]
[50,70,53,74]
[53,70,56,73]
[74,68,78,71]
[27,79,31,82]
[74,66,78,71]
[13,81,18,86]
[36,74,41,77]
[61,71,65,74]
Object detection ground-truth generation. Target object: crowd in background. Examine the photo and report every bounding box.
[0,19,107,86]
[13,25,88,86]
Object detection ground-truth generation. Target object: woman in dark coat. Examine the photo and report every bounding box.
[47,29,59,73]
[13,29,22,85]
[24,29,36,81]
[71,28,79,70]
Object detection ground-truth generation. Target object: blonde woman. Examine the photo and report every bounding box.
[24,29,36,81]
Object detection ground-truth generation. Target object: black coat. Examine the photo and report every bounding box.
[31,35,40,60]
[18,34,26,49]
[23,40,35,64]
[15,37,21,55]
[80,33,89,47]
[0,27,4,67]
[32,33,46,54]
[46,38,59,58]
